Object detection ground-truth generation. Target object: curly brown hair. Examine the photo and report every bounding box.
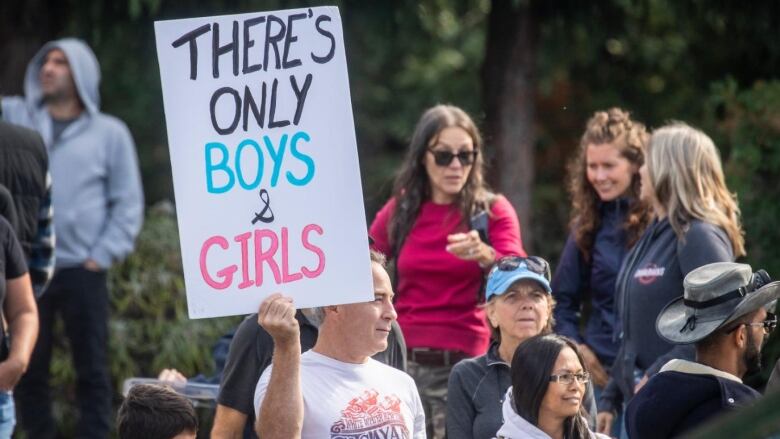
[567,108,651,260]
[388,105,493,257]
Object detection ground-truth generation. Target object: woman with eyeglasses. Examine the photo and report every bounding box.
[495,334,608,439]
[446,256,597,439]
[552,109,650,397]
[597,123,746,434]
[369,105,525,438]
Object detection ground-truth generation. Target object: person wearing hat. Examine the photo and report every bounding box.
[446,256,597,439]
[625,262,779,438]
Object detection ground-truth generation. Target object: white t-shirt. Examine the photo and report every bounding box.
[255,350,426,439]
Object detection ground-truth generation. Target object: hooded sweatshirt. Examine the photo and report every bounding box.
[495,389,608,439]
[1,38,143,268]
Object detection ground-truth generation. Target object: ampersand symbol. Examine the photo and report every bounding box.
[251,189,274,224]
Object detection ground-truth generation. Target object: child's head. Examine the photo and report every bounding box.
[117,384,198,439]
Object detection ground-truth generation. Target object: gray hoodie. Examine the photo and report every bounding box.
[1,38,143,268]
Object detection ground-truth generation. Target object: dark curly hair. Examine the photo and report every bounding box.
[567,108,651,260]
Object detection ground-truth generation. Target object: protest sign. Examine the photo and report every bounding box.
[154,7,372,318]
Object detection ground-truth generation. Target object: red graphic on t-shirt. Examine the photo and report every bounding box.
[634,263,666,285]
[330,389,410,438]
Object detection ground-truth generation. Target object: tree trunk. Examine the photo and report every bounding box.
[481,0,538,252]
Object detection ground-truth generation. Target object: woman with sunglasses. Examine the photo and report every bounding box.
[369,104,525,438]
[552,109,650,399]
[446,256,597,439]
[495,334,608,439]
[597,123,746,434]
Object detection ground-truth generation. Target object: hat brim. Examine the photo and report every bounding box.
[485,271,551,301]
[657,281,780,344]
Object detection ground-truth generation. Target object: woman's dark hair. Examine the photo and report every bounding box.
[567,108,651,260]
[511,334,590,439]
[388,104,493,257]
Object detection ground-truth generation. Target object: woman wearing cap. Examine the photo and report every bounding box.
[495,334,609,439]
[597,123,746,434]
[553,108,651,394]
[369,105,525,438]
[446,256,596,439]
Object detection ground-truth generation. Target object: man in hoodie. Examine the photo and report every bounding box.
[1,38,144,438]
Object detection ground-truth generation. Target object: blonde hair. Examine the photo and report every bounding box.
[647,123,745,257]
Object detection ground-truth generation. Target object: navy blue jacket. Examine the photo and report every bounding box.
[626,369,760,438]
[552,198,629,367]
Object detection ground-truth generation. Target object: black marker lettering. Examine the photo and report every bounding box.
[171,23,211,80]
[290,74,312,125]
[210,87,241,135]
[212,21,239,78]
[242,16,266,74]
[311,15,335,64]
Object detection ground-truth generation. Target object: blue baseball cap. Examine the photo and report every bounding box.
[485,256,552,301]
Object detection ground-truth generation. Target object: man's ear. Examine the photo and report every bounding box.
[732,324,747,349]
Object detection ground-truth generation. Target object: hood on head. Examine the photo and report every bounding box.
[24,38,101,114]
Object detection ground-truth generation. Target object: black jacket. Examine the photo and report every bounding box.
[626,368,760,438]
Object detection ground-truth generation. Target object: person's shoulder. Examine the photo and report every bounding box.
[686,219,727,239]
[451,354,488,376]
[366,358,415,382]
[0,120,44,147]
[89,112,133,138]
[488,194,512,211]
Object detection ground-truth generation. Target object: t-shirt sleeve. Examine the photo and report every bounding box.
[677,221,734,276]
[488,195,526,258]
[369,198,396,258]
[3,217,27,279]
[217,315,270,415]
[253,364,273,419]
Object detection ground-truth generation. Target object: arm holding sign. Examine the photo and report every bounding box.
[255,294,303,439]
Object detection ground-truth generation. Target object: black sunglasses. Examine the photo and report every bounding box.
[427,148,478,167]
[492,256,552,282]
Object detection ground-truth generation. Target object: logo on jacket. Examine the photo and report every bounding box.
[330,389,410,438]
[634,263,665,285]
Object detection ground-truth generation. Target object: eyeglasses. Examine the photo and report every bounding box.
[728,313,777,335]
[549,372,590,385]
[427,148,478,167]
[493,256,551,282]
[743,313,777,335]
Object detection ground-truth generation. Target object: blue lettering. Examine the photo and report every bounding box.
[287,131,315,186]
[262,134,288,187]
[235,139,264,190]
[205,142,235,193]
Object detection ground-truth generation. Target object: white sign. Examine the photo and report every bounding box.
[154,7,372,318]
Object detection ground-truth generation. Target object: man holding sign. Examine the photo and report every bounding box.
[253,251,425,439]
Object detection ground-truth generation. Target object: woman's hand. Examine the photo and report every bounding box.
[446,230,495,267]
[578,344,609,388]
[0,356,27,391]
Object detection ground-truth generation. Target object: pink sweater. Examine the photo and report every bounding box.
[369,196,525,356]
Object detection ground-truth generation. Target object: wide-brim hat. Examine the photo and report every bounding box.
[657,262,780,344]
